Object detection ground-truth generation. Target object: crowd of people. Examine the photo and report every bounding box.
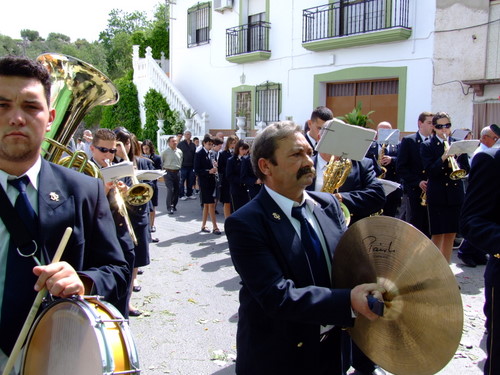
[1,54,499,375]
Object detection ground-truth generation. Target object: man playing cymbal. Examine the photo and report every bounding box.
[225,121,384,374]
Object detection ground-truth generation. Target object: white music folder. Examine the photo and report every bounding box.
[377,128,400,146]
[447,140,479,155]
[100,161,135,183]
[315,118,377,161]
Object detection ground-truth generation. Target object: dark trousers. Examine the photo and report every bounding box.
[165,171,180,209]
[404,189,430,238]
[180,166,195,198]
[458,239,487,259]
[484,282,499,375]
[382,188,402,217]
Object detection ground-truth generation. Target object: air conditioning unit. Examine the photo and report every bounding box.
[214,0,233,13]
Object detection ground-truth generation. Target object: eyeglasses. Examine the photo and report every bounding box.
[434,123,452,130]
[94,146,117,154]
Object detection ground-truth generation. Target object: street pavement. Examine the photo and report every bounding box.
[128,184,488,375]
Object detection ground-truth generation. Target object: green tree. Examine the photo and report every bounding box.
[143,89,170,142]
[47,33,71,43]
[100,71,142,137]
[20,29,43,42]
[0,35,22,56]
[99,9,151,79]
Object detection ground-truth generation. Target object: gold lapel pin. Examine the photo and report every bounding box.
[272,212,281,220]
[49,192,60,202]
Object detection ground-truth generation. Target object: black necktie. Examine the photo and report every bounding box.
[0,176,40,355]
[291,204,330,287]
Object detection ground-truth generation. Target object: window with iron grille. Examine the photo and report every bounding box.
[188,2,211,48]
[256,81,281,125]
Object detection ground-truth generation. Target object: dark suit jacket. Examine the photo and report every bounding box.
[225,188,353,375]
[226,155,249,210]
[307,156,385,224]
[194,147,216,195]
[365,141,400,182]
[396,132,428,196]
[240,155,261,199]
[38,159,130,305]
[460,149,500,287]
[420,135,469,206]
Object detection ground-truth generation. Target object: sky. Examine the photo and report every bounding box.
[1,0,164,42]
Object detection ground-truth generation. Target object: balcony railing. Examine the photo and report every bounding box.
[303,0,410,43]
[226,21,271,57]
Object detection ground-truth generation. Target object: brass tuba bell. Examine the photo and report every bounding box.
[36,53,119,175]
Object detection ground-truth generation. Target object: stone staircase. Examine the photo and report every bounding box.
[132,45,209,152]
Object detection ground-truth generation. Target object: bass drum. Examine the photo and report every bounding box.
[21,296,140,375]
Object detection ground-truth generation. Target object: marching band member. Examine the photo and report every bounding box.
[0,56,129,369]
[90,128,136,317]
[420,112,469,263]
[461,146,500,375]
[113,127,153,316]
[225,122,384,375]
[397,112,434,237]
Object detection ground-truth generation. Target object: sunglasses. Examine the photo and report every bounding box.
[95,146,117,154]
[434,123,452,130]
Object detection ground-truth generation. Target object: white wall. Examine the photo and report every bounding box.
[432,0,490,129]
[167,1,448,133]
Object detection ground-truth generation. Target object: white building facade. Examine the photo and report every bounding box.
[145,0,500,136]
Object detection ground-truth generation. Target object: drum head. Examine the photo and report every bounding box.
[23,299,109,375]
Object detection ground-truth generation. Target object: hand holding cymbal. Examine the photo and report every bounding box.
[333,216,463,375]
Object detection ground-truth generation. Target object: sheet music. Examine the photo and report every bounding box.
[100,161,135,183]
[377,178,401,196]
[316,118,377,161]
[446,140,479,155]
[451,129,471,141]
[136,170,166,181]
[377,128,400,146]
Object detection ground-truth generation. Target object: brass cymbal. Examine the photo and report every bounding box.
[333,216,463,375]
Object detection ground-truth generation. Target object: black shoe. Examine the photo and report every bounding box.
[151,237,159,243]
[133,285,142,292]
[458,254,477,268]
[473,253,488,265]
[168,209,174,215]
[137,268,144,275]
[129,309,142,317]
[150,226,156,232]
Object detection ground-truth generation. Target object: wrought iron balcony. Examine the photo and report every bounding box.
[226,21,271,61]
[303,0,411,49]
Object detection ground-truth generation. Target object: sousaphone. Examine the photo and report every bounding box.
[333,216,463,375]
[36,53,119,175]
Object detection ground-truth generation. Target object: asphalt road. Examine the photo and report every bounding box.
[128,184,487,375]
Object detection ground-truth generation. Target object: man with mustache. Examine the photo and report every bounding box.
[225,121,385,375]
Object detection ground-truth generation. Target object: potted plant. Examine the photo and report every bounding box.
[182,107,197,132]
[156,111,166,132]
[339,102,374,128]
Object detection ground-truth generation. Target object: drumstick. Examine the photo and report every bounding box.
[2,227,73,375]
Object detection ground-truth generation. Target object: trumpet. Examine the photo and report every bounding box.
[442,137,467,180]
[116,141,154,206]
[104,159,138,245]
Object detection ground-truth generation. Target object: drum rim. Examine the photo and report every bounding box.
[20,295,140,374]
